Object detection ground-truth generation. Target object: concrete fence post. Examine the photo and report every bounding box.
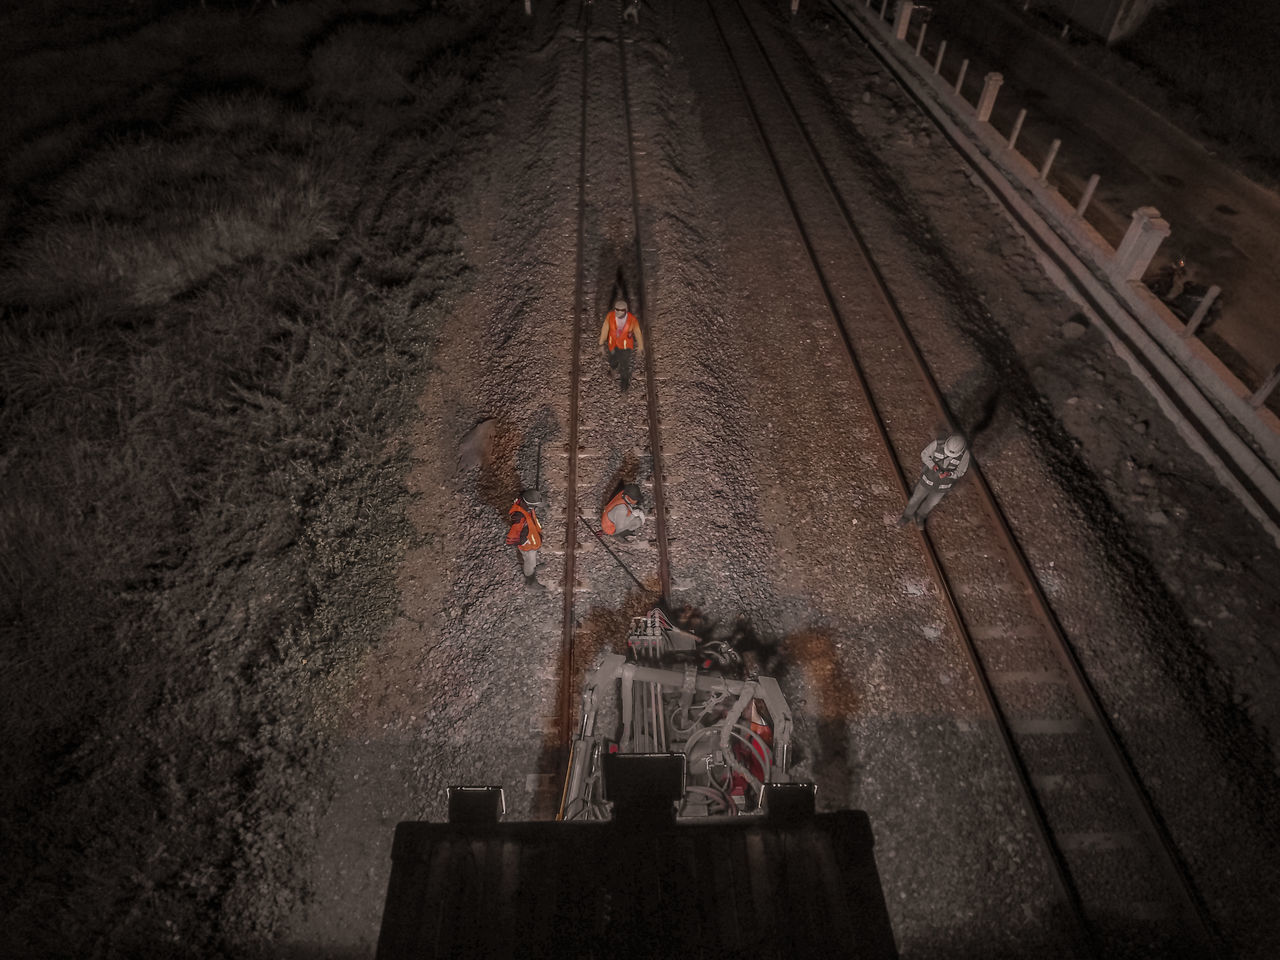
[954,58,969,96]
[524,0,531,15]
[976,72,1003,122]
[1038,137,1061,182]
[880,0,889,20]
[894,0,914,40]
[1113,206,1171,282]
[1008,107,1027,150]
[791,0,800,13]
[933,40,947,74]
[1181,285,1222,338]
[1076,173,1100,216]
[915,20,928,56]
[1251,363,1280,408]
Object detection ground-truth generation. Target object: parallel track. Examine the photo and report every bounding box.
[704,0,1222,955]
[557,0,592,762]
[556,0,674,756]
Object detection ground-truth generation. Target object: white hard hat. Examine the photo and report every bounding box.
[614,299,628,313]
[943,434,967,458]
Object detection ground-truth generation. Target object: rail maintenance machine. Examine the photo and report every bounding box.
[374,609,899,959]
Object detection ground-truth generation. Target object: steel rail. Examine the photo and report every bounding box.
[558,0,593,750]
[618,10,673,608]
[701,3,1095,953]
[812,3,1224,953]
[559,0,674,759]
[717,0,1223,954]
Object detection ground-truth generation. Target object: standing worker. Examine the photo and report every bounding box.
[599,298,644,392]
[600,483,646,542]
[623,0,640,23]
[898,433,970,529]
[507,490,545,590]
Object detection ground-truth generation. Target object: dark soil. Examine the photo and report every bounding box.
[1028,0,1280,188]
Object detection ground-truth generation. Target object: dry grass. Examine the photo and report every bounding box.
[0,0,513,955]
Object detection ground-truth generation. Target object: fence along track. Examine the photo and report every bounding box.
[557,0,673,758]
[706,0,1221,954]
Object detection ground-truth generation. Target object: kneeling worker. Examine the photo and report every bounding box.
[601,483,646,542]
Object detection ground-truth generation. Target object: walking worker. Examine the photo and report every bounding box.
[599,298,644,392]
[600,483,646,541]
[898,433,970,529]
[506,490,545,590]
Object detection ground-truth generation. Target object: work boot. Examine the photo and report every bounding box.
[524,574,545,591]
[913,516,926,530]
[896,513,911,528]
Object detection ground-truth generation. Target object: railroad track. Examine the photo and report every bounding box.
[699,0,1223,955]
[555,0,674,770]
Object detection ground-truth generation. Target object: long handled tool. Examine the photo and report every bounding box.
[577,514,652,595]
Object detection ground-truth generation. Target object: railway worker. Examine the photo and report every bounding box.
[600,483,646,542]
[898,432,970,529]
[599,298,644,392]
[507,490,545,590]
[623,0,640,24]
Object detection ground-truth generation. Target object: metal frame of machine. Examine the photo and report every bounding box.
[560,608,794,821]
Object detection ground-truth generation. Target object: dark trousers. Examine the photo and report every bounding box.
[608,347,634,391]
[900,477,951,526]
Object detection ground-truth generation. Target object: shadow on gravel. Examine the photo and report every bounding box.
[474,416,530,512]
[599,448,646,513]
[778,628,861,796]
[596,249,634,314]
[950,364,1003,441]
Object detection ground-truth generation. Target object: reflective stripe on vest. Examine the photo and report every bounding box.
[921,457,961,490]
[508,502,542,550]
[600,490,633,535]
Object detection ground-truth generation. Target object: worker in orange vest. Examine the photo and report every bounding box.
[506,490,545,590]
[599,298,644,392]
[600,483,646,542]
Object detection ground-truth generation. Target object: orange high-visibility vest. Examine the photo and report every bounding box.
[599,490,636,535]
[606,310,639,351]
[506,501,542,551]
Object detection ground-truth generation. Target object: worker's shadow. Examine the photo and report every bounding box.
[939,363,1004,458]
[598,450,644,515]
[461,407,559,515]
[594,243,634,317]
